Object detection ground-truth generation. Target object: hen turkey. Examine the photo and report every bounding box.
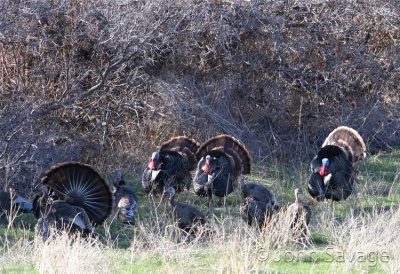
[308,126,366,202]
[239,176,279,228]
[33,162,113,237]
[285,187,311,239]
[142,136,199,195]
[240,176,280,210]
[112,170,137,225]
[0,190,32,225]
[164,186,211,235]
[240,197,271,229]
[193,135,251,207]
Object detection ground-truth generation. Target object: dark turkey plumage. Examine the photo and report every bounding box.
[193,135,251,207]
[164,186,210,235]
[33,187,93,238]
[240,176,280,210]
[33,162,113,236]
[112,170,138,225]
[308,126,366,202]
[285,187,311,238]
[0,190,32,225]
[240,197,271,229]
[239,176,279,229]
[142,136,199,195]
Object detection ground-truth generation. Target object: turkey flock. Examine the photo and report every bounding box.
[0,126,367,241]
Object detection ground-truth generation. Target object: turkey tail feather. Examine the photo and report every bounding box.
[197,135,251,174]
[322,126,366,162]
[41,162,113,226]
[160,136,199,153]
[160,136,200,171]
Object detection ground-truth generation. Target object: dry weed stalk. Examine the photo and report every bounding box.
[0,0,399,196]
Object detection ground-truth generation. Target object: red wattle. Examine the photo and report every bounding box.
[149,160,157,170]
[204,163,210,174]
[319,166,328,176]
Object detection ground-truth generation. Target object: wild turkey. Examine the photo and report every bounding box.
[142,136,199,195]
[240,197,271,229]
[112,170,138,225]
[240,176,280,210]
[33,186,93,238]
[193,135,251,207]
[285,187,311,238]
[239,176,279,229]
[33,162,113,237]
[164,186,211,235]
[308,126,366,202]
[0,190,32,225]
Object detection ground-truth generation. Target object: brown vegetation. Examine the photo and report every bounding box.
[0,0,399,194]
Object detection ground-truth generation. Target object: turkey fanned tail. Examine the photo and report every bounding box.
[194,135,252,200]
[196,134,251,175]
[322,126,366,162]
[308,126,366,202]
[160,136,200,171]
[41,162,113,226]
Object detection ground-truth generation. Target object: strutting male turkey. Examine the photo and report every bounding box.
[142,136,199,195]
[164,186,212,235]
[193,135,251,208]
[239,176,280,229]
[112,170,138,225]
[33,162,113,237]
[285,187,311,239]
[307,126,366,202]
[0,190,32,225]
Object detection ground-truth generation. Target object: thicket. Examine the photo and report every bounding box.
[0,0,399,193]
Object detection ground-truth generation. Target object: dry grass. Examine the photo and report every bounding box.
[0,149,398,273]
[34,232,116,274]
[1,0,400,196]
[0,0,399,272]
[1,200,399,273]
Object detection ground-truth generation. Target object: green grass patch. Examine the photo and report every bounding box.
[1,148,399,273]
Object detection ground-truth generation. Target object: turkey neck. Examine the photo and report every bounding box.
[295,191,301,204]
[168,194,177,207]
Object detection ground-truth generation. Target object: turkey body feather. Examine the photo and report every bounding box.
[34,162,112,237]
[241,181,280,210]
[35,200,93,237]
[164,187,209,235]
[0,190,32,224]
[308,127,366,202]
[193,135,251,206]
[142,136,199,195]
[239,177,280,229]
[240,197,270,229]
[286,188,311,238]
[113,177,138,225]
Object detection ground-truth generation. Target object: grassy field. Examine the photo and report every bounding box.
[1,149,400,273]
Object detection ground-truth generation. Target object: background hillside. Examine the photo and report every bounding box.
[0,0,399,194]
